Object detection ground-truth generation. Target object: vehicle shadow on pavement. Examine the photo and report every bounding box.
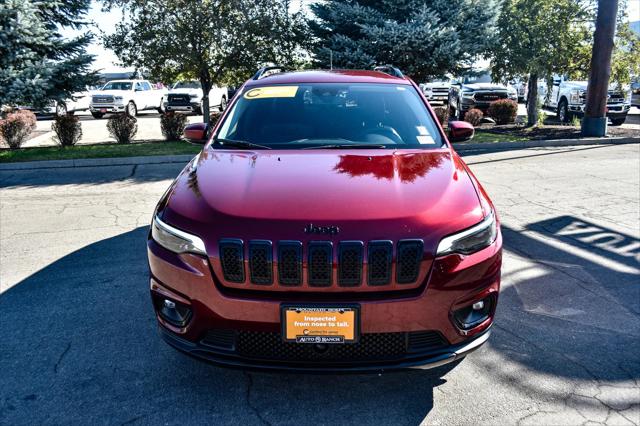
[485,220,639,386]
[0,162,189,189]
[0,227,450,425]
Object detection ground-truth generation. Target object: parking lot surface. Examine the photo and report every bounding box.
[0,144,639,425]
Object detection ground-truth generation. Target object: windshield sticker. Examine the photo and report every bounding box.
[244,86,298,100]
[416,126,429,135]
[417,135,435,145]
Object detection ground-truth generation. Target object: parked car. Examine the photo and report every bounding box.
[165,81,228,115]
[148,67,502,372]
[53,90,93,116]
[448,72,517,120]
[539,76,631,125]
[510,78,528,103]
[89,80,167,118]
[420,78,452,106]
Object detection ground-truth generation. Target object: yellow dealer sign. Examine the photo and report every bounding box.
[244,86,299,100]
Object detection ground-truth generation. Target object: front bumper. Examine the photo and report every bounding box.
[148,225,502,370]
[568,103,630,118]
[166,102,200,112]
[90,104,125,113]
[160,325,492,372]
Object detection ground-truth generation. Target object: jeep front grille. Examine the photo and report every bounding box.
[216,238,426,290]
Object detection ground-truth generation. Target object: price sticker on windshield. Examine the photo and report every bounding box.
[244,86,298,100]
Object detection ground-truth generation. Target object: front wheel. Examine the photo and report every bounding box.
[610,117,626,126]
[219,96,227,111]
[126,101,137,117]
[557,99,572,123]
[157,98,166,114]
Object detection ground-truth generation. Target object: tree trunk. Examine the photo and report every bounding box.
[526,73,539,127]
[582,0,618,136]
[199,72,213,124]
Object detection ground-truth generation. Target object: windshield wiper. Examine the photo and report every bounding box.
[302,144,387,150]
[214,138,272,150]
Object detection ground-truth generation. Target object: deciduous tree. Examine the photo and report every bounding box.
[103,0,308,122]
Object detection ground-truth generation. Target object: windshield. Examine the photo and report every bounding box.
[216,83,442,149]
[463,73,492,84]
[102,82,132,91]
[173,81,200,89]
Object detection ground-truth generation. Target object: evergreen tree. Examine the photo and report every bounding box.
[0,0,96,109]
[309,0,500,82]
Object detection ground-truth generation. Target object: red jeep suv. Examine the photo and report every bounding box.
[147,66,502,371]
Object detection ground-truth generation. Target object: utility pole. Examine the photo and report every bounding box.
[582,0,619,136]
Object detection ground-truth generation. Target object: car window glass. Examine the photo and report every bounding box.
[217,83,442,149]
[142,82,152,91]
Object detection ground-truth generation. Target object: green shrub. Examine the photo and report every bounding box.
[432,107,449,126]
[107,114,138,144]
[0,109,37,149]
[537,110,547,127]
[464,108,484,127]
[487,99,518,125]
[160,112,188,141]
[52,114,82,147]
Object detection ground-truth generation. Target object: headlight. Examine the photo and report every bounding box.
[151,215,206,255]
[461,90,475,99]
[569,89,584,104]
[189,94,199,99]
[114,96,124,103]
[436,211,498,256]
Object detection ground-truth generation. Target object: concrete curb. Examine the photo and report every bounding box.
[0,154,196,171]
[1,136,638,170]
[453,136,640,153]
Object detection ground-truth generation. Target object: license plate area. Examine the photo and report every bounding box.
[281,305,360,344]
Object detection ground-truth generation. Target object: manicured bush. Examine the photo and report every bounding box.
[432,107,449,126]
[487,99,518,125]
[0,109,37,149]
[464,108,484,127]
[52,114,82,147]
[107,114,138,144]
[160,112,188,141]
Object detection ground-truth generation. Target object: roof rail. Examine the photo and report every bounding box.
[373,65,404,79]
[252,66,289,80]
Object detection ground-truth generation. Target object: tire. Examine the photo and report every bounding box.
[55,102,67,117]
[610,118,626,126]
[197,100,204,115]
[157,98,165,114]
[126,101,137,117]
[557,98,572,123]
[219,96,227,111]
[91,111,104,119]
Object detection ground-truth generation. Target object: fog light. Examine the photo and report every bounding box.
[156,297,192,327]
[453,296,494,330]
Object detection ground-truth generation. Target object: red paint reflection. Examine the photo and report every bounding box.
[333,153,445,183]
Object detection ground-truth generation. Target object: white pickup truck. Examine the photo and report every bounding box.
[164,81,228,115]
[540,76,631,125]
[89,80,167,119]
[420,79,452,106]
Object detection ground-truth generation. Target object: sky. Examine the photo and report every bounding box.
[68,0,640,73]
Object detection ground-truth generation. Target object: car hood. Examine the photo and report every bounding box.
[463,83,508,91]
[169,88,202,95]
[162,148,484,256]
[91,90,128,97]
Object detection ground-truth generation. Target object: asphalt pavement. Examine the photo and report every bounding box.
[0,144,639,425]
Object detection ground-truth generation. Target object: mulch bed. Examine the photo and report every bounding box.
[478,119,638,140]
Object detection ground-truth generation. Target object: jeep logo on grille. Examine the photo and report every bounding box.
[304,223,340,235]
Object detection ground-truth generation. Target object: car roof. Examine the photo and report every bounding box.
[244,70,411,87]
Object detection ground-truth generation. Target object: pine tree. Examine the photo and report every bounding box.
[309,0,500,82]
[0,0,96,109]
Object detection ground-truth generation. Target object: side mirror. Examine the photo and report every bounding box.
[183,123,208,144]
[448,120,474,142]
